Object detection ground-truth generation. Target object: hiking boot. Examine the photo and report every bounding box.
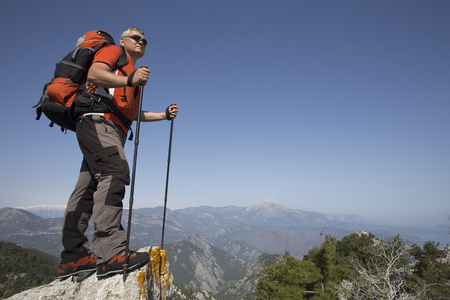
[97,250,150,278]
[58,253,97,279]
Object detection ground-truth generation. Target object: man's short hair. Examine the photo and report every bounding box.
[121,27,145,38]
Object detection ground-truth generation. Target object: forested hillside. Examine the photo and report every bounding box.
[0,241,58,298]
[1,232,448,299]
[255,232,450,300]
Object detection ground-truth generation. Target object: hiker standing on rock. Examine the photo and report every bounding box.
[58,27,178,279]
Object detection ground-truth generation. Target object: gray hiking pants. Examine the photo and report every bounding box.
[60,115,130,264]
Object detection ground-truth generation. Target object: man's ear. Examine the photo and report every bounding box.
[120,38,125,47]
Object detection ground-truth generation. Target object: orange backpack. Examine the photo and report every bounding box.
[34,30,129,132]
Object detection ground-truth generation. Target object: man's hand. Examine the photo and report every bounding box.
[89,62,150,88]
[130,66,150,87]
[138,104,179,122]
[166,104,178,120]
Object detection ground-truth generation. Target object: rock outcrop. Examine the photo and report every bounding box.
[7,246,173,300]
[219,253,282,299]
[166,234,247,294]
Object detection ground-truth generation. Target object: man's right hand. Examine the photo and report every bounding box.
[131,66,150,86]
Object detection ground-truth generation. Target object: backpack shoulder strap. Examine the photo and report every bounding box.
[115,46,129,76]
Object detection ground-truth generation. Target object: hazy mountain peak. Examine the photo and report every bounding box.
[16,204,66,209]
[246,198,291,213]
[16,205,66,219]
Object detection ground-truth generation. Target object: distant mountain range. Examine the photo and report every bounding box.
[1,199,448,299]
[2,199,448,259]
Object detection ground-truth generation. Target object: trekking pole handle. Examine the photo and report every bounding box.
[138,65,149,86]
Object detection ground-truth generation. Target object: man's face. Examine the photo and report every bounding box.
[121,30,146,59]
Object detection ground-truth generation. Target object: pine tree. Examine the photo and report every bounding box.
[0,242,58,298]
[255,251,323,299]
[408,241,450,299]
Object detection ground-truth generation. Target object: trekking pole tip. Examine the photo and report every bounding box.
[122,264,129,282]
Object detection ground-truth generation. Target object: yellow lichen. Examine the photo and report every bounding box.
[134,246,171,299]
[137,267,148,299]
[137,246,170,299]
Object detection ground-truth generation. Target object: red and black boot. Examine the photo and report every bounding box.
[97,250,150,279]
[58,253,97,279]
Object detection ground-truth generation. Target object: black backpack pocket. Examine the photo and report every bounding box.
[41,97,77,132]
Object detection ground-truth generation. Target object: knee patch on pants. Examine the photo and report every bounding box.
[93,146,130,184]
[105,177,127,207]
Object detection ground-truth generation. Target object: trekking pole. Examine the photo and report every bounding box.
[159,113,175,300]
[123,66,148,283]
[160,115,175,251]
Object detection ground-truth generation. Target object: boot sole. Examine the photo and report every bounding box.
[58,267,97,280]
[96,260,149,279]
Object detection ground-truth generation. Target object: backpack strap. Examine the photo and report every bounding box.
[97,95,134,140]
[116,47,129,74]
[89,93,134,141]
[33,79,54,120]
[90,94,133,129]
[71,90,134,139]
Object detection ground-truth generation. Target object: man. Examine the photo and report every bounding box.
[58,27,178,279]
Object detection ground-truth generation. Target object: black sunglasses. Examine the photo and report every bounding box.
[124,35,147,46]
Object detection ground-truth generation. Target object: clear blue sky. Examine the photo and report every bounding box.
[0,0,448,227]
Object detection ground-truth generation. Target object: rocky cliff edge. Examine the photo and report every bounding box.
[7,246,173,300]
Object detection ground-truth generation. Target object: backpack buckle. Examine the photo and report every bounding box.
[92,95,102,103]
